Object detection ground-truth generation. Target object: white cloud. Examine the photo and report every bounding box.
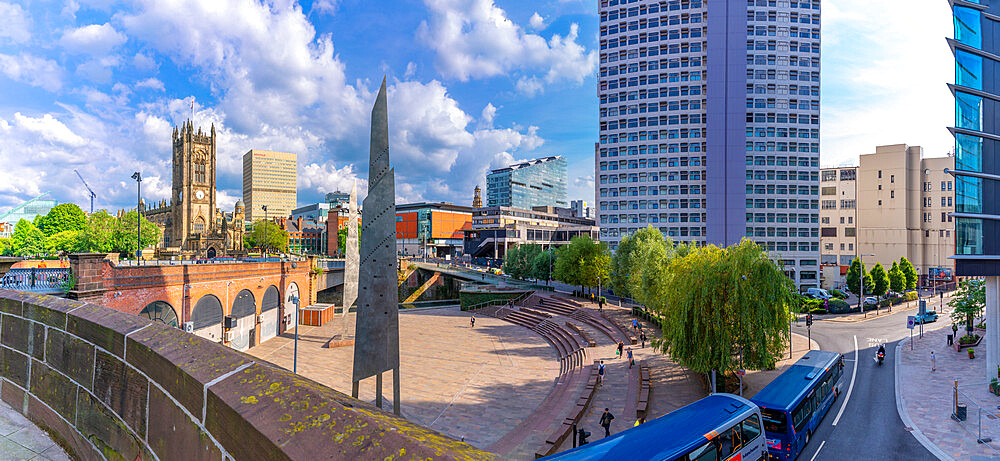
[60,23,127,55]
[0,54,63,91]
[134,77,165,91]
[417,0,596,94]
[310,0,339,15]
[14,113,88,147]
[0,2,30,43]
[75,55,120,83]
[132,52,158,71]
[529,12,545,30]
[821,0,953,166]
[404,61,417,78]
[478,102,497,129]
[300,162,363,199]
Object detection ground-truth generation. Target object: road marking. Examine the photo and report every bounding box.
[832,335,858,426]
[809,440,826,461]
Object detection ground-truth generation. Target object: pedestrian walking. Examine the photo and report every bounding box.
[598,360,606,385]
[640,332,647,349]
[470,315,475,328]
[632,319,639,331]
[617,341,624,359]
[627,347,634,368]
[599,408,615,437]
[931,351,936,372]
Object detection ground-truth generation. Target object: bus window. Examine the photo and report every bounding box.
[742,415,762,443]
[687,441,718,461]
[761,408,787,434]
[792,393,814,433]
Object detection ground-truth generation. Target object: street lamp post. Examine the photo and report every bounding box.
[291,295,300,373]
[131,172,142,261]
[262,205,269,257]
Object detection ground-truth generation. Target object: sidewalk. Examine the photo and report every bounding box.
[819,294,954,324]
[0,399,70,460]
[897,323,994,460]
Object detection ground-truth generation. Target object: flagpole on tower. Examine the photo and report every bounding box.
[190,98,195,122]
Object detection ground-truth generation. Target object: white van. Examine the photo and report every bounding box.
[806,288,832,300]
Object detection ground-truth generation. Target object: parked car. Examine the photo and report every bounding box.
[806,288,832,300]
[915,310,938,324]
[863,296,878,306]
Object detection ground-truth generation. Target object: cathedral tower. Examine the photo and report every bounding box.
[170,121,217,249]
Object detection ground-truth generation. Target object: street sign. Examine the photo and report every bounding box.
[736,369,746,376]
[919,300,927,316]
[907,316,916,329]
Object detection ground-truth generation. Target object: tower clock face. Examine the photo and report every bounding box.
[195,190,205,200]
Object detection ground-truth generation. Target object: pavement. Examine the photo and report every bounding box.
[819,293,954,324]
[0,399,70,460]
[248,305,560,452]
[897,323,1000,460]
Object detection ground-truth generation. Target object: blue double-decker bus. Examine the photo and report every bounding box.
[543,393,766,461]
[750,350,845,460]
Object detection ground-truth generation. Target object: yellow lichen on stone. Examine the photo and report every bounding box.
[240,395,258,404]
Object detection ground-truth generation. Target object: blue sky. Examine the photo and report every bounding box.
[0,0,954,215]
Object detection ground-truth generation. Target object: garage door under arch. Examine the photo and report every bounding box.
[192,295,223,342]
[260,286,280,343]
[140,301,179,328]
[231,289,257,351]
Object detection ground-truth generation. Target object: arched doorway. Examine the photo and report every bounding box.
[284,282,300,332]
[260,286,280,343]
[191,295,223,342]
[207,247,217,259]
[140,301,178,328]
[230,289,256,351]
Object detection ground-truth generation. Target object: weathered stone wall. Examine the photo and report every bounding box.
[0,289,495,460]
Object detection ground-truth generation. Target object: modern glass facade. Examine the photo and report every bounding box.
[0,198,58,227]
[949,0,1000,275]
[596,0,821,287]
[486,156,568,209]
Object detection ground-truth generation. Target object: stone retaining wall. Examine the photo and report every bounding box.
[0,289,494,460]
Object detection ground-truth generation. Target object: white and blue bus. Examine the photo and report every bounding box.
[750,350,845,460]
[543,393,766,461]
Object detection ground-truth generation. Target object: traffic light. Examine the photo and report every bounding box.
[806,314,813,326]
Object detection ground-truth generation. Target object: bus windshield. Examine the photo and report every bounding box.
[760,408,787,434]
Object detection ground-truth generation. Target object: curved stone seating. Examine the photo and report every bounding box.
[533,298,576,317]
[0,289,492,461]
[534,363,600,459]
[476,304,586,374]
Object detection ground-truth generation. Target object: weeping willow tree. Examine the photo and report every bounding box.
[652,239,794,379]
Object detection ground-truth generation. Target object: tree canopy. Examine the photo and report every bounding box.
[899,256,918,290]
[553,235,610,292]
[869,262,889,297]
[502,244,542,279]
[110,211,161,257]
[610,227,668,299]
[949,279,985,327]
[845,258,873,296]
[11,219,45,256]
[0,238,11,256]
[79,210,116,253]
[653,239,793,375]
[35,204,87,237]
[888,261,904,293]
[46,230,84,255]
[530,247,556,282]
[245,220,289,254]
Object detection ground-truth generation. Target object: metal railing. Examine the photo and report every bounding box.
[465,290,533,312]
[113,256,300,267]
[1,268,70,293]
[953,380,1000,454]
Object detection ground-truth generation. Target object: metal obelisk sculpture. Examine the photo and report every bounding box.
[343,180,359,314]
[351,78,401,415]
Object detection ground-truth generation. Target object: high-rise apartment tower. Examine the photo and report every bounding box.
[242,149,297,222]
[596,0,821,287]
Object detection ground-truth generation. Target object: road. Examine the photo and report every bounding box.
[794,307,951,461]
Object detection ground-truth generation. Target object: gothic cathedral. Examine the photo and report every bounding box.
[144,121,245,259]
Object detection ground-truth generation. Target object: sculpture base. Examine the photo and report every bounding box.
[323,335,355,349]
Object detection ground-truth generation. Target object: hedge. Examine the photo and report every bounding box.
[827,299,858,314]
[829,289,847,299]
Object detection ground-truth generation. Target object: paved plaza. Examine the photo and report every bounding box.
[898,321,999,460]
[0,399,70,461]
[248,305,560,450]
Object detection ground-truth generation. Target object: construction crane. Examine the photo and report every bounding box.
[74,169,97,213]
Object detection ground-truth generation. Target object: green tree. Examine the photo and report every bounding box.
[0,238,11,256]
[79,210,116,253]
[111,211,161,257]
[845,258,873,296]
[45,230,84,255]
[653,239,793,384]
[245,220,288,254]
[888,261,904,294]
[529,247,556,282]
[502,243,540,279]
[336,224,361,256]
[899,256,918,290]
[869,262,889,297]
[554,236,610,293]
[11,219,46,256]
[35,203,88,237]
[610,227,668,299]
[950,279,985,333]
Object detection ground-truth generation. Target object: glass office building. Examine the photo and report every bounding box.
[596,0,821,287]
[0,198,57,227]
[487,156,568,209]
[950,0,1000,274]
